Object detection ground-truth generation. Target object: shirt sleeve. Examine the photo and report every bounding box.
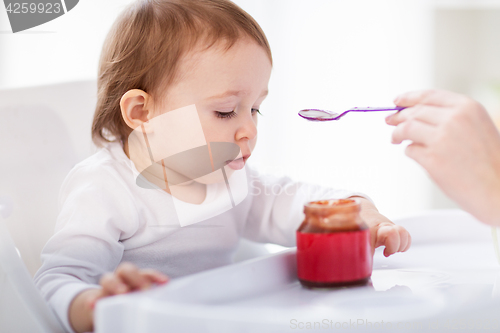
[34,164,140,333]
[242,167,372,247]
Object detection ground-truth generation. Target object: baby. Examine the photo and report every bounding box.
[34,1,411,332]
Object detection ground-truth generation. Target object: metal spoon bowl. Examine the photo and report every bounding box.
[298,106,406,121]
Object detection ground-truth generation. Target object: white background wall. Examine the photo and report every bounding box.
[235,0,435,220]
[0,0,134,88]
[2,0,492,220]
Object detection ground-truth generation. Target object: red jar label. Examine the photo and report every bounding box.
[296,229,372,284]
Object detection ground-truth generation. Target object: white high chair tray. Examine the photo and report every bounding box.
[95,212,500,333]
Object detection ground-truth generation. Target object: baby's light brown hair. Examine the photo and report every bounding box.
[92,0,272,145]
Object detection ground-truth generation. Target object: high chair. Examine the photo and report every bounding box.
[0,197,66,332]
[0,81,97,276]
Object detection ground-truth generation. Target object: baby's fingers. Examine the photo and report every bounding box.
[376,225,400,257]
[377,225,412,257]
[115,263,169,291]
[403,231,412,252]
[398,227,411,253]
[91,266,168,310]
[88,273,129,310]
[100,272,129,295]
[139,269,169,286]
[116,262,149,291]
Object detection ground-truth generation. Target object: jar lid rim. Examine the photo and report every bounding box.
[305,197,360,209]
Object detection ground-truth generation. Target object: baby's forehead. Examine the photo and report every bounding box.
[157,38,271,104]
[175,38,260,73]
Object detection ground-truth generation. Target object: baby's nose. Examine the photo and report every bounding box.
[235,113,257,141]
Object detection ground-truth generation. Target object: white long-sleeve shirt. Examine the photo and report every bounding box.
[34,141,366,333]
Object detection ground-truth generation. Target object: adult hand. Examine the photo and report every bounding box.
[386,89,500,226]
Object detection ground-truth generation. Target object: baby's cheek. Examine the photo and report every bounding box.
[202,121,232,142]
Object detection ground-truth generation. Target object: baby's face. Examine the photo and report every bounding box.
[155,38,272,170]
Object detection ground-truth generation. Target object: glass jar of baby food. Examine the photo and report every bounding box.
[296,198,372,288]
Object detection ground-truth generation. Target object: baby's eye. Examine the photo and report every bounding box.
[251,108,262,116]
[215,111,237,119]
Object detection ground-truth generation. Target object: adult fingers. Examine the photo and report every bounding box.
[394,89,462,108]
[404,143,427,165]
[386,104,447,127]
[391,118,436,145]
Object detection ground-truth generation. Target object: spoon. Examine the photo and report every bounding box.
[298,106,406,121]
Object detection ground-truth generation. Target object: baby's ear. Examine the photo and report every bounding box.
[120,89,154,130]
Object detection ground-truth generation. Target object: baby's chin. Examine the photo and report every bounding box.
[192,165,238,185]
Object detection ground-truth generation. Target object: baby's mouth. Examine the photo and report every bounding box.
[226,154,250,170]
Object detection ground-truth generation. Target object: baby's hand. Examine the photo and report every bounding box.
[371,221,411,257]
[69,262,168,333]
[354,197,412,257]
[88,262,169,308]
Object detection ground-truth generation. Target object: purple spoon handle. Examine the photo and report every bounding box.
[334,106,406,120]
[348,106,407,112]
